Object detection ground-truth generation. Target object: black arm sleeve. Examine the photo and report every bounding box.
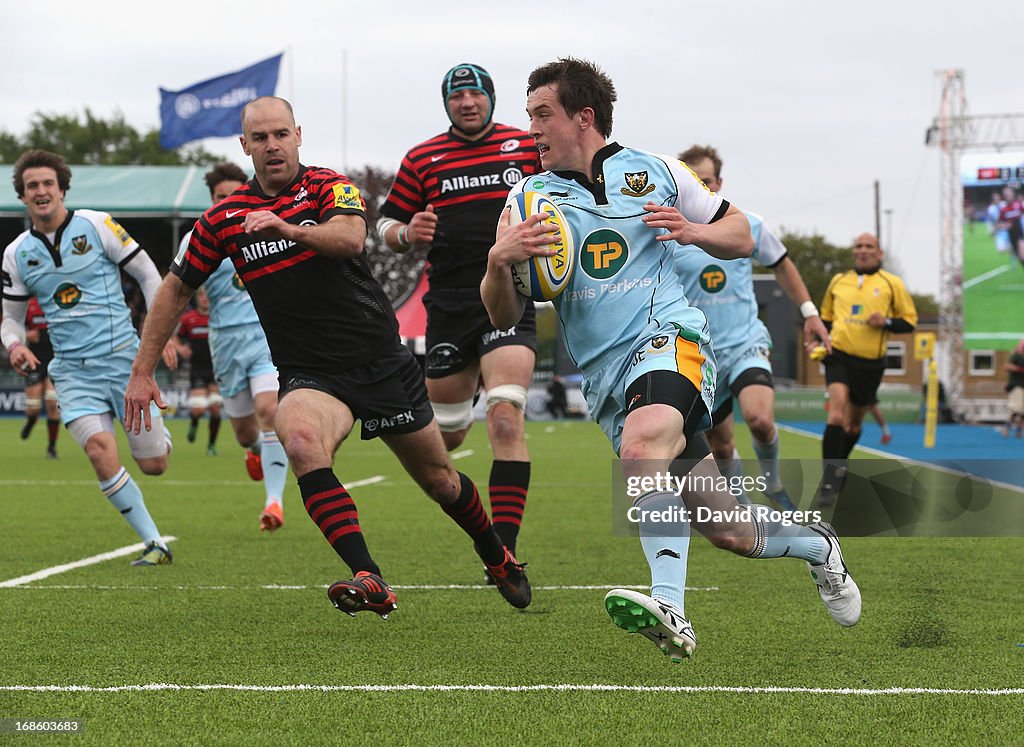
[889,318,914,334]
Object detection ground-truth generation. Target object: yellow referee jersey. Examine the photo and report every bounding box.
[820,269,918,360]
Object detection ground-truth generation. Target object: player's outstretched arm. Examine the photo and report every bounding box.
[244,212,366,259]
[481,209,554,330]
[125,273,195,434]
[642,202,753,259]
[772,256,832,353]
[377,206,438,253]
[0,298,40,375]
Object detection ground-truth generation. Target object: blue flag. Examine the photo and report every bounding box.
[159,54,282,149]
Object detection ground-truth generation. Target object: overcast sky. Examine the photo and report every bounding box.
[4,0,1022,296]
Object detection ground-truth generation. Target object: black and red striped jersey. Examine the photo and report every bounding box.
[25,296,47,331]
[171,165,400,373]
[177,308,212,370]
[380,123,541,290]
[999,199,1023,224]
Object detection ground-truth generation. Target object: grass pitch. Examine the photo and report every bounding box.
[0,418,1020,745]
[962,223,1024,349]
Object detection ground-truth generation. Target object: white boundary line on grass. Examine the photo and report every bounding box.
[776,423,1024,495]
[4,583,720,592]
[0,475,390,488]
[0,683,1020,696]
[962,263,1011,290]
[0,537,178,588]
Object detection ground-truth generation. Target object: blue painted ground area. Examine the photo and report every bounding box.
[779,420,1024,489]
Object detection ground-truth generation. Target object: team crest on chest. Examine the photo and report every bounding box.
[71,235,93,255]
[621,171,656,197]
[651,336,669,349]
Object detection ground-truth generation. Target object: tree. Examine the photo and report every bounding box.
[778,230,850,307]
[0,108,219,165]
[780,229,939,318]
[347,165,427,304]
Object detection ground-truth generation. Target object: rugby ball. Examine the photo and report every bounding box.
[508,191,575,301]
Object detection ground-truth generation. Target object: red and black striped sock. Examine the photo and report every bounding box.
[46,418,60,448]
[298,468,380,577]
[489,460,530,554]
[442,472,505,566]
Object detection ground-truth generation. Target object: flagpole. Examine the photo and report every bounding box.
[287,46,294,104]
[341,48,348,171]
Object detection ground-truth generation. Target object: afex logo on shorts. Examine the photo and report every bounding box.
[364,410,414,432]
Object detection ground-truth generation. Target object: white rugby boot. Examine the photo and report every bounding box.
[604,589,696,663]
[806,521,862,627]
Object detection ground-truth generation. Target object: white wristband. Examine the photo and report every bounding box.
[799,301,819,319]
[397,226,411,248]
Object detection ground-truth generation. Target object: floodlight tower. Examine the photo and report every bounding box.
[925,70,968,413]
[925,70,1024,417]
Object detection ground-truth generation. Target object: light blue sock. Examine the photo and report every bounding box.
[718,450,751,504]
[747,512,828,564]
[634,491,689,614]
[261,431,288,508]
[752,432,784,493]
[100,468,162,545]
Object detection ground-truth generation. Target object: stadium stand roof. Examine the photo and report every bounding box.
[0,164,215,218]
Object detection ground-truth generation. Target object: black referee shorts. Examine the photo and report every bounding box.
[824,349,886,407]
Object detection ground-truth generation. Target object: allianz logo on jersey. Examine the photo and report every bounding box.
[239,237,296,263]
[238,219,315,263]
[440,168,523,194]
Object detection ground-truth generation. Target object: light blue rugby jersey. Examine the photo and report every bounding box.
[507,144,727,372]
[673,211,787,352]
[176,230,259,331]
[2,209,141,357]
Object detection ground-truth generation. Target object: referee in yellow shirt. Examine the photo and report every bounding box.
[816,233,917,505]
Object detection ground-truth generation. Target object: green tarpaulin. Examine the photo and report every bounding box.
[0,165,219,218]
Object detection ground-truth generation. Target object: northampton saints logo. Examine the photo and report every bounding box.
[621,171,656,198]
[71,235,93,255]
[231,272,246,291]
[651,336,669,349]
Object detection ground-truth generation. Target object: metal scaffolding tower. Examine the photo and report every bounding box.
[925,69,1024,416]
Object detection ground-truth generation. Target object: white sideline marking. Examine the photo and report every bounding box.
[450,449,474,460]
[0,537,178,588]
[963,331,1024,340]
[776,423,1024,495]
[963,264,1010,290]
[4,583,720,592]
[345,475,386,488]
[0,683,1020,696]
[0,477,390,488]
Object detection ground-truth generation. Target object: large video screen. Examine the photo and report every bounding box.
[961,151,1024,350]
